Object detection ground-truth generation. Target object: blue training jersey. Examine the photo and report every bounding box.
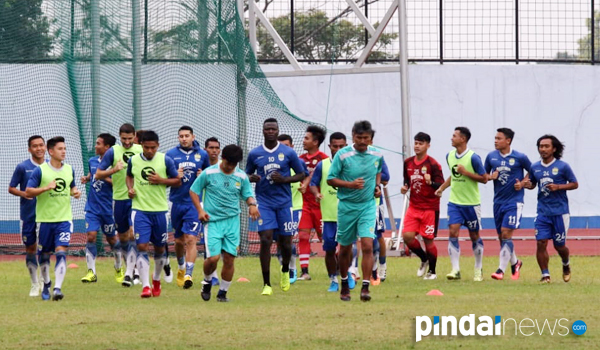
[529,159,577,216]
[9,159,42,222]
[484,149,532,204]
[246,142,306,208]
[85,156,113,215]
[166,140,210,204]
[381,157,390,182]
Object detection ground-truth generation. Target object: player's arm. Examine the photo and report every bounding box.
[483,154,497,183]
[309,162,323,201]
[374,172,382,198]
[456,154,487,184]
[547,164,579,192]
[126,160,136,198]
[434,176,452,197]
[241,176,259,220]
[70,168,81,199]
[147,156,181,187]
[273,153,306,184]
[9,165,31,199]
[400,160,409,194]
[189,172,209,221]
[515,154,533,191]
[327,153,363,189]
[25,167,51,198]
[245,153,260,183]
[95,148,120,180]
[381,157,390,184]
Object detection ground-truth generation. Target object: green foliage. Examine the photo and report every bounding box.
[575,11,600,61]
[0,0,53,60]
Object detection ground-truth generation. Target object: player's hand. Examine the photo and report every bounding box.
[128,187,136,199]
[198,210,210,222]
[374,186,382,198]
[80,175,89,184]
[490,170,499,180]
[71,187,82,199]
[455,164,467,175]
[351,178,365,189]
[249,174,261,183]
[514,179,523,191]
[248,206,260,220]
[46,180,56,191]
[521,178,533,189]
[114,160,124,172]
[400,185,409,194]
[546,183,560,192]
[270,171,285,183]
[196,169,202,177]
[147,172,163,185]
[424,174,431,185]
[177,167,184,179]
[434,188,444,197]
[315,193,323,203]
[298,182,307,194]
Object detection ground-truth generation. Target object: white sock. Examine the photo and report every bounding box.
[372,251,379,272]
[40,257,51,284]
[210,270,219,280]
[331,275,339,283]
[448,237,461,271]
[204,273,212,282]
[54,252,67,290]
[26,254,38,284]
[289,253,296,271]
[137,252,150,288]
[473,239,484,270]
[498,241,511,272]
[114,250,122,270]
[510,249,518,266]
[220,279,232,292]
[153,255,165,281]
[126,242,137,277]
[86,249,96,274]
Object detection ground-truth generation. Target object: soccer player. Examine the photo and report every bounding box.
[435,127,487,281]
[297,126,328,281]
[277,134,301,283]
[370,134,390,285]
[126,130,180,298]
[205,137,221,166]
[190,145,260,302]
[401,132,444,280]
[327,121,383,302]
[166,126,210,289]
[80,133,122,283]
[484,128,531,280]
[96,123,143,286]
[9,135,46,296]
[246,118,306,296]
[26,136,81,301]
[309,132,348,292]
[523,135,578,283]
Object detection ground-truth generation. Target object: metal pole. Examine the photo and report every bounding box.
[132,0,142,128]
[365,0,369,55]
[439,0,443,64]
[290,0,294,54]
[515,0,519,64]
[592,0,595,64]
[144,0,148,64]
[398,0,411,159]
[249,0,257,54]
[91,0,101,138]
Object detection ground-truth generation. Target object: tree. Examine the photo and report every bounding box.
[574,10,600,61]
[256,9,398,62]
[0,0,53,60]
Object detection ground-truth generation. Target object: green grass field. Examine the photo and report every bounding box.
[0,255,597,350]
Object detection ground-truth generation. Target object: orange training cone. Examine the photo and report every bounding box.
[67,263,79,269]
[237,277,250,282]
[426,289,444,296]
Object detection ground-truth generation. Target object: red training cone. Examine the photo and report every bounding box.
[67,263,79,269]
[237,277,250,282]
[426,289,444,296]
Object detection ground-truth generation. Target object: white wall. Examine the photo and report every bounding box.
[264,64,600,219]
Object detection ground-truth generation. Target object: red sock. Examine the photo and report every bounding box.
[298,230,311,269]
[425,242,438,273]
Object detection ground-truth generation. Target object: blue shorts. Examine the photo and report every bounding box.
[114,199,132,234]
[493,202,523,234]
[21,220,38,246]
[447,203,481,231]
[376,203,385,238]
[535,214,570,247]
[292,210,302,236]
[322,222,338,252]
[132,210,168,247]
[38,221,73,253]
[171,202,202,239]
[257,205,294,240]
[85,212,116,237]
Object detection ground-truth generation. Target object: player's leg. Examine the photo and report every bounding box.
[323,222,339,292]
[22,221,40,296]
[151,213,169,296]
[297,207,313,280]
[466,205,484,282]
[102,217,122,282]
[552,214,571,282]
[534,214,552,282]
[257,206,277,294]
[275,207,294,291]
[52,221,72,301]
[201,221,222,301]
[403,206,428,276]
[133,210,152,297]
[338,244,353,301]
[215,217,239,302]
[357,201,377,301]
[446,203,463,279]
[172,203,186,287]
[183,232,198,288]
[116,200,135,286]
[82,212,100,282]
[377,235,387,282]
[37,223,53,300]
[370,234,380,285]
[336,201,359,301]
[421,210,438,280]
[289,210,301,283]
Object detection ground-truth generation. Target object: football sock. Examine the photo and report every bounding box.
[54,251,67,289]
[86,242,97,274]
[137,252,150,288]
[26,253,38,284]
[448,237,460,271]
[473,238,484,270]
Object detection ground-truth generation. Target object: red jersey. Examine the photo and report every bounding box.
[300,151,329,210]
[403,155,444,210]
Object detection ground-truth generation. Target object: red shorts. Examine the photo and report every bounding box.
[299,207,322,233]
[402,206,439,240]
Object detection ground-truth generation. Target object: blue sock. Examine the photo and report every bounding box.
[86,242,98,258]
[292,245,297,256]
[542,269,550,276]
[373,238,380,254]
[177,256,185,268]
[26,253,37,268]
[111,240,121,251]
[55,251,67,289]
[39,253,51,284]
[26,253,38,284]
[185,262,195,276]
[379,255,386,265]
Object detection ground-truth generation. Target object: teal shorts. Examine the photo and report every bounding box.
[336,199,377,246]
[204,215,240,258]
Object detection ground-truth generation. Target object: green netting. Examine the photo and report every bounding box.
[1,0,313,255]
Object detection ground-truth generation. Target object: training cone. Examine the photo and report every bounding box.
[426,289,444,296]
[67,263,79,269]
[237,277,250,282]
